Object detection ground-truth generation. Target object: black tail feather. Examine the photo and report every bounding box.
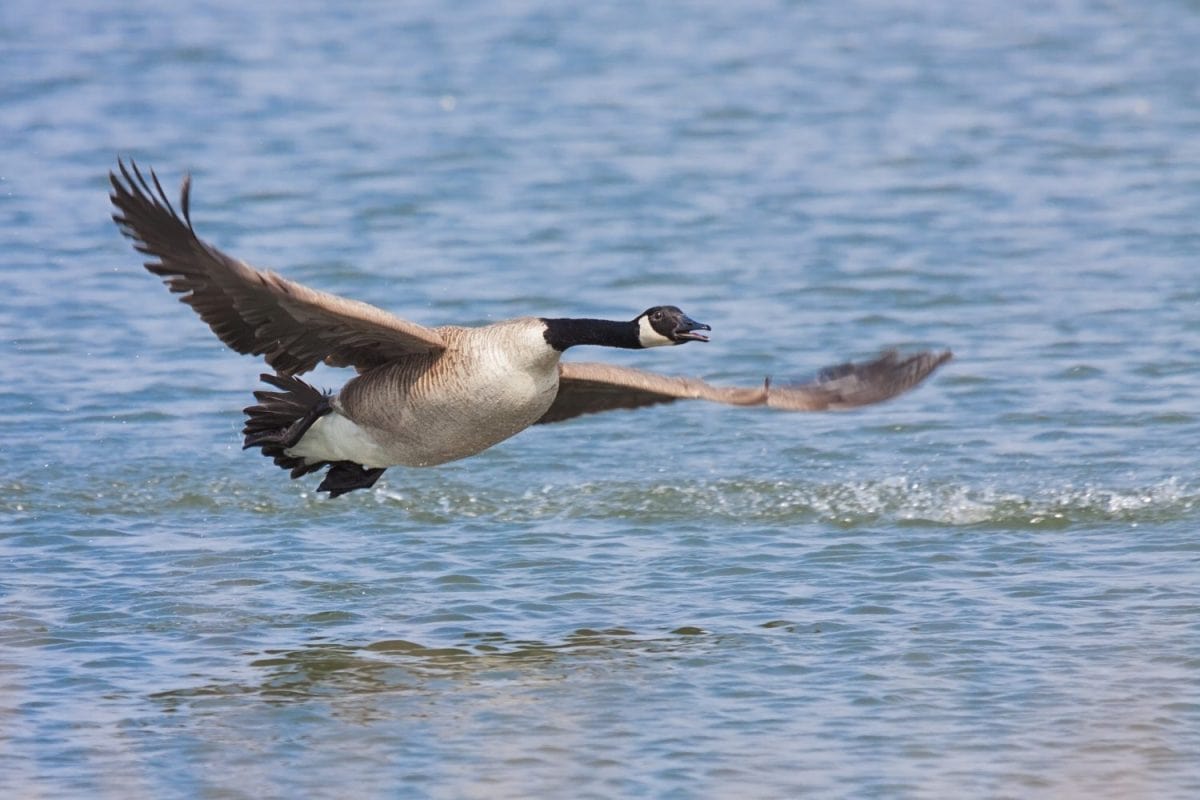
[242,373,333,478]
[242,373,386,496]
[244,374,328,435]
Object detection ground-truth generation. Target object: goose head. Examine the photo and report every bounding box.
[636,306,711,347]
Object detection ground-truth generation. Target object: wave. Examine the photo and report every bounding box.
[9,469,1195,530]
[372,475,1199,528]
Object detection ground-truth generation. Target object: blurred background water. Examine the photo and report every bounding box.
[3,0,1200,797]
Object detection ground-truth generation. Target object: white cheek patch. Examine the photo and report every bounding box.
[637,316,676,348]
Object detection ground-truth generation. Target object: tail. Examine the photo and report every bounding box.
[242,373,386,498]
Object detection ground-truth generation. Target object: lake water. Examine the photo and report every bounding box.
[4,0,1200,797]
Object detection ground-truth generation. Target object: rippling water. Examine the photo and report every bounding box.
[4,0,1200,797]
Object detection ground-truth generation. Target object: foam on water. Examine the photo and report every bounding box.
[371,475,1200,528]
[11,471,1197,530]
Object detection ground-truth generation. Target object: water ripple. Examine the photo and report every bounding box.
[5,0,1200,797]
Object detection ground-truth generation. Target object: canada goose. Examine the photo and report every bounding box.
[110,160,951,497]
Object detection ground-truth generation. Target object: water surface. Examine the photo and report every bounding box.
[3,1,1200,797]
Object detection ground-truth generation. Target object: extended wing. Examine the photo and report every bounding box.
[536,350,951,424]
[110,160,446,375]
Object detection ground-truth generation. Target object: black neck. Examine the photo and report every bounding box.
[541,317,640,351]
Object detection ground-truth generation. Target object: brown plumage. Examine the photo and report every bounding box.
[110,159,446,375]
[537,350,953,424]
[110,159,952,497]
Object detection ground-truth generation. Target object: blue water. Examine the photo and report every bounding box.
[4,1,1200,797]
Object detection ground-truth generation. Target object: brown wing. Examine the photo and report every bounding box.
[110,160,446,375]
[766,348,953,410]
[536,350,951,425]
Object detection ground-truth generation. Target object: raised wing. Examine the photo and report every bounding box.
[536,350,951,424]
[110,160,446,375]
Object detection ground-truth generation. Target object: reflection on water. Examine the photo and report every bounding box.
[153,628,712,708]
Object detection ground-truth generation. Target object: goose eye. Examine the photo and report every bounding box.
[651,311,663,321]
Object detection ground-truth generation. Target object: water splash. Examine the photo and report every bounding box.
[9,470,1194,530]
[371,475,1199,528]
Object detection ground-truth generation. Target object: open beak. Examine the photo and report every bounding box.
[673,315,711,343]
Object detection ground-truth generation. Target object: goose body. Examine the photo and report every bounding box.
[110,160,951,497]
[296,321,562,468]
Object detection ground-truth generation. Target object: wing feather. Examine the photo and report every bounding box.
[110,160,446,375]
[536,350,951,424]
[766,349,952,411]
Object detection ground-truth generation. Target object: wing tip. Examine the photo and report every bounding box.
[766,346,952,411]
[109,156,195,232]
